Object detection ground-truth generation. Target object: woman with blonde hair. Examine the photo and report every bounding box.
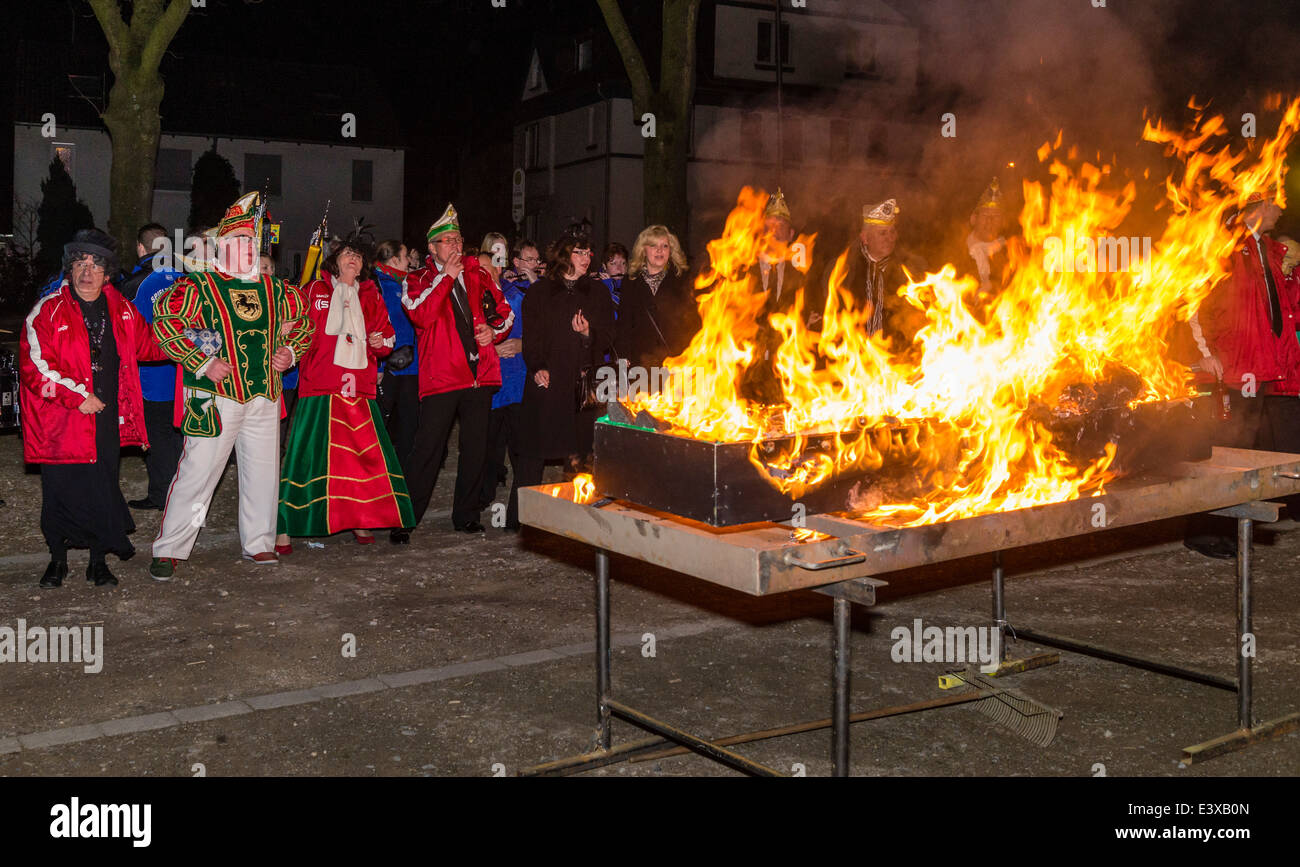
[478,232,510,282]
[615,225,699,369]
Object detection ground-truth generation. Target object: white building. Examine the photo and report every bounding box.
[513,0,924,256]
[13,123,404,279]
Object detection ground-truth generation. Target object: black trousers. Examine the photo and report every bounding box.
[279,386,299,454]
[1261,394,1300,454]
[1187,393,1271,542]
[377,372,421,473]
[507,453,546,531]
[142,399,183,507]
[407,386,494,529]
[480,401,522,513]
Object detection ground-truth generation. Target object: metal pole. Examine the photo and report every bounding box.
[596,548,612,751]
[991,550,1007,661]
[774,0,784,186]
[1237,518,1253,730]
[832,596,851,776]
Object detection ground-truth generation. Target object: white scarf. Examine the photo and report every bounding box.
[325,277,368,370]
[966,232,1005,293]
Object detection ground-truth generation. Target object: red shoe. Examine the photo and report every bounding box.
[352,530,375,545]
[243,551,280,565]
[275,543,293,555]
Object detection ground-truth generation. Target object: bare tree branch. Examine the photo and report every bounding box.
[661,0,700,118]
[595,0,653,113]
[139,0,191,75]
[85,0,129,59]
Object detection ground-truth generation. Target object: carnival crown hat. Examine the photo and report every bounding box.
[974,178,1004,213]
[217,191,260,237]
[427,203,461,241]
[764,188,791,222]
[1242,184,1280,207]
[863,198,900,226]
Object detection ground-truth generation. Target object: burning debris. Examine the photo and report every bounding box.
[592,99,1300,527]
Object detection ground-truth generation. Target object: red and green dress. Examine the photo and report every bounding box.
[277,274,415,536]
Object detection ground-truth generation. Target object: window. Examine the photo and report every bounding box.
[243,153,282,196]
[756,21,773,64]
[741,112,764,159]
[868,124,888,161]
[52,143,75,178]
[830,119,853,163]
[586,106,598,149]
[846,32,881,80]
[155,148,191,191]
[352,159,373,202]
[576,38,593,72]
[755,19,791,68]
[784,117,803,165]
[524,123,541,170]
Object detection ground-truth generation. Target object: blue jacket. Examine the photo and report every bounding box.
[132,267,183,402]
[374,264,419,377]
[493,272,530,409]
[599,275,623,318]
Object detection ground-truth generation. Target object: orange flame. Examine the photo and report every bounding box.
[626,98,1300,526]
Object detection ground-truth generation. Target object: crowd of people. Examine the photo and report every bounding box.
[16,177,1300,586]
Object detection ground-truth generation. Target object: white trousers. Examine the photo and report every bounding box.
[153,394,280,560]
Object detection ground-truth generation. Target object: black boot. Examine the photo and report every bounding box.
[88,560,119,587]
[39,560,68,589]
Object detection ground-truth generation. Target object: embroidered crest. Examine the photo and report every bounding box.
[228,287,263,321]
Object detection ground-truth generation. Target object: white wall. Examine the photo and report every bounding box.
[13,123,403,278]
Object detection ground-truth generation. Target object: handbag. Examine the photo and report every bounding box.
[576,328,619,413]
[386,344,415,371]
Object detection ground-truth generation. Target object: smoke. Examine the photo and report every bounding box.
[688,0,1208,271]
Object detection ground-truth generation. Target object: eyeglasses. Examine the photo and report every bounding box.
[72,260,106,273]
[518,255,540,263]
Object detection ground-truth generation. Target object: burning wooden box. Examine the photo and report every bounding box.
[593,390,1214,527]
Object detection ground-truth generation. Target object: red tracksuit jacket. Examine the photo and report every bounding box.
[1199,233,1300,394]
[403,256,514,398]
[20,282,167,464]
[295,273,395,399]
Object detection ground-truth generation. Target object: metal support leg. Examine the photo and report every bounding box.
[1237,518,1253,730]
[992,550,1007,661]
[595,548,612,751]
[832,596,851,777]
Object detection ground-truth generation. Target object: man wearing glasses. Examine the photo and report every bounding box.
[400,203,514,539]
[149,192,314,578]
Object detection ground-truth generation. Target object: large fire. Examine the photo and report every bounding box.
[626,98,1300,526]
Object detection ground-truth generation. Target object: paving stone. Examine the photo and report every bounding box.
[100,712,180,737]
[172,701,254,724]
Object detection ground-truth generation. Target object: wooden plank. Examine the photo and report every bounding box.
[521,449,1300,596]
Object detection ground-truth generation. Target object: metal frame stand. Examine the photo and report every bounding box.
[989,502,1300,764]
[519,552,910,776]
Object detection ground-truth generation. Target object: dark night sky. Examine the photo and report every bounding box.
[7,0,1300,241]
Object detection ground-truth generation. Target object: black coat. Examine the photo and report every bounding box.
[615,268,701,370]
[738,259,811,405]
[518,274,615,459]
[837,245,928,352]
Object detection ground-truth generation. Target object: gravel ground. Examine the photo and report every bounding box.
[1,424,1298,778]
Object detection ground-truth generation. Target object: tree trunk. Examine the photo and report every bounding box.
[88,0,191,256]
[597,0,699,244]
[101,71,164,255]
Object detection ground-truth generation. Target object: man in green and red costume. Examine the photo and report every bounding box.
[150,192,314,578]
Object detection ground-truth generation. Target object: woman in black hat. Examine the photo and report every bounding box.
[18,229,166,587]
